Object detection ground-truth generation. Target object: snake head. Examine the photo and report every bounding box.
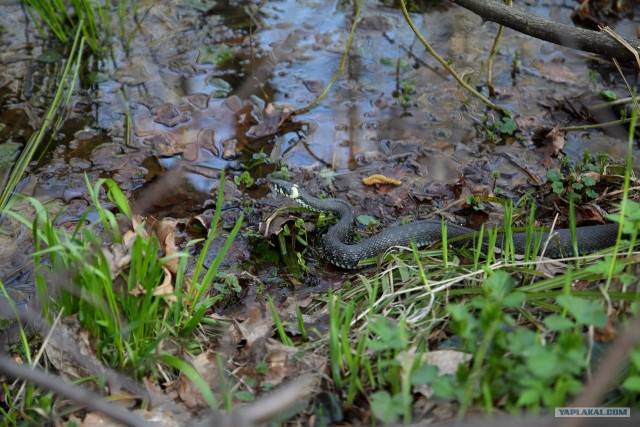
[267,178,301,200]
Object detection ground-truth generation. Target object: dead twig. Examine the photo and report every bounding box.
[450,0,640,63]
[0,355,152,427]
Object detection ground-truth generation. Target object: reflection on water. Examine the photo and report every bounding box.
[2,0,636,201]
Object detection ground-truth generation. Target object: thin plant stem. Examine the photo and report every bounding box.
[295,0,365,115]
[561,118,633,131]
[399,0,508,116]
[604,97,637,293]
[487,0,511,96]
[0,23,85,217]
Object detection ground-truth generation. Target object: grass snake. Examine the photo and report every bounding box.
[268,179,621,269]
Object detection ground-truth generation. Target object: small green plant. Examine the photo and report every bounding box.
[381,56,417,107]
[621,345,640,402]
[278,218,311,275]
[597,89,617,102]
[271,166,294,181]
[394,80,417,107]
[319,167,336,185]
[481,113,519,143]
[511,50,521,78]
[356,214,380,232]
[197,44,240,66]
[491,170,501,194]
[234,171,255,214]
[546,150,610,202]
[244,150,270,170]
[214,274,242,296]
[234,171,255,192]
[465,195,485,212]
[425,271,603,416]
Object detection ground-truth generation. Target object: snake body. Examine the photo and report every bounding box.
[268,179,621,269]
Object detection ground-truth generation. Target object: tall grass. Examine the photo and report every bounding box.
[2,174,242,421]
[23,0,116,53]
[0,23,85,217]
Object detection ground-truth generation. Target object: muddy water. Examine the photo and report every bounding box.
[1,0,639,308]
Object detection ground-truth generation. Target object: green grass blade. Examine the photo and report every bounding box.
[157,353,218,409]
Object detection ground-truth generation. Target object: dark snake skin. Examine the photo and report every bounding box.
[268,179,621,269]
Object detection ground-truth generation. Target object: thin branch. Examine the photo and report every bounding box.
[0,355,152,427]
[399,0,509,115]
[195,374,317,427]
[450,0,640,64]
[294,0,365,115]
[486,0,511,96]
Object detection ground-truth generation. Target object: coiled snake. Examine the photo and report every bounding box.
[268,179,621,269]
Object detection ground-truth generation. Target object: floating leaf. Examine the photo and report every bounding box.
[235,391,254,401]
[207,77,232,98]
[198,44,239,66]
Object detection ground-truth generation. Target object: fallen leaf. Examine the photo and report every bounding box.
[80,412,121,427]
[45,315,102,387]
[576,204,606,224]
[594,317,617,342]
[246,103,293,139]
[151,218,180,274]
[545,126,565,157]
[362,174,402,186]
[236,305,272,347]
[129,266,176,301]
[175,350,219,410]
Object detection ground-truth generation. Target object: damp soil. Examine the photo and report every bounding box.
[1,0,640,421]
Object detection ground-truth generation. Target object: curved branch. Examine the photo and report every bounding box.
[450,0,640,63]
[0,356,151,427]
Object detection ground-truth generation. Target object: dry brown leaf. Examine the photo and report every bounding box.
[208,313,243,353]
[545,126,565,157]
[80,412,121,427]
[175,351,219,410]
[236,305,272,347]
[259,213,305,239]
[595,318,617,342]
[45,315,102,387]
[581,171,601,184]
[130,215,147,239]
[152,218,180,274]
[576,204,606,223]
[102,243,131,280]
[246,103,293,139]
[261,338,326,388]
[129,266,176,301]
